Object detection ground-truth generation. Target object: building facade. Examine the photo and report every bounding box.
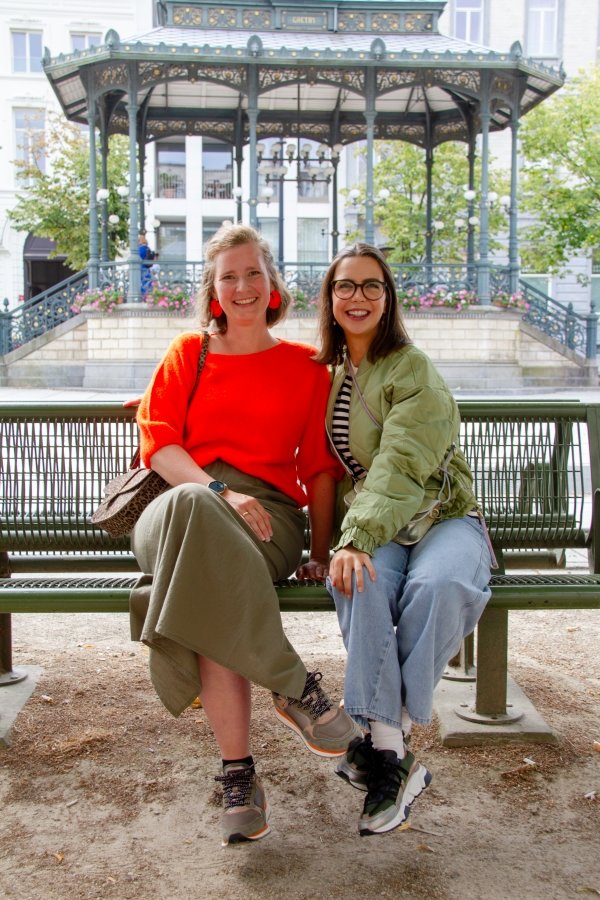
[0,0,599,309]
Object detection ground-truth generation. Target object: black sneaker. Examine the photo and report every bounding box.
[272,671,362,758]
[215,763,271,845]
[358,749,431,836]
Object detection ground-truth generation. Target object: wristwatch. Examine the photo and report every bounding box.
[207,480,228,495]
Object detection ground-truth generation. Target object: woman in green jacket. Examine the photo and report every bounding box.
[317,243,495,837]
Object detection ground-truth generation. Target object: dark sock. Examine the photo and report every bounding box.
[222,755,254,771]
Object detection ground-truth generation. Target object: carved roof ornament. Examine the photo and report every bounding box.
[42,0,565,148]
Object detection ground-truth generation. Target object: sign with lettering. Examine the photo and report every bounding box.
[281,11,328,30]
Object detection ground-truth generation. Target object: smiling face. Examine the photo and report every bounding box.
[213,241,272,326]
[331,254,387,351]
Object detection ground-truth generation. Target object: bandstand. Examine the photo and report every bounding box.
[42,0,564,305]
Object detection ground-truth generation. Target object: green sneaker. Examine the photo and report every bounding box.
[358,749,431,836]
[272,671,362,758]
[215,763,271,845]
[337,732,412,792]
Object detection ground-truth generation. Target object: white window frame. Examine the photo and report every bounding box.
[70,33,102,52]
[11,30,43,73]
[14,107,46,180]
[453,0,484,44]
[526,0,560,59]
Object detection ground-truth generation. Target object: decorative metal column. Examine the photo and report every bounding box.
[477,73,492,305]
[364,69,376,245]
[86,85,99,290]
[508,103,520,294]
[235,107,244,224]
[247,60,259,230]
[126,65,140,303]
[425,146,434,280]
[99,123,109,263]
[332,154,340,257]
[466,135,477,288]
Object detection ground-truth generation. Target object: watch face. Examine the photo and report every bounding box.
[207,480,227,494]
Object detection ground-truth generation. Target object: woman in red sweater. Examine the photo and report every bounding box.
[130,224,359,846]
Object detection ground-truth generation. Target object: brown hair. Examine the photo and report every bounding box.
[316,243,411,365]
[197,223,292,333]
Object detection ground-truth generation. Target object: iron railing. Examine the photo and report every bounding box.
[0,270,89,354]
[1,261,597,362]
[519,278,598,360]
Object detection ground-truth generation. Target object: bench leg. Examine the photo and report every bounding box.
[0,613,27,686]
[455,606,522,725]
[0,553,28,686]
[443,633,476,681]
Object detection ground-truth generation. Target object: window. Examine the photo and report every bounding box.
[157,221,186,259]
[453,0,483,43]
[202,218,225,248]
[297,219,329,263]
[14,108,46,179]
[12,31,43,73]
[156,141,186,198]
[71,33,102,52]
[202,140,233,199]
[527,0,559,58]
[257,218,279,260]
[297,140,329,202]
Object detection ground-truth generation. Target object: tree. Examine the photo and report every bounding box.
[348,141,509,264]
[9,113,130,272]
[519,65,600,275]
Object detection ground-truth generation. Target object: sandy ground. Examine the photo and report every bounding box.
[0,600,598,900]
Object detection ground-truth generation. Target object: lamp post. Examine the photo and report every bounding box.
[97,184,129,262]
[256,140,340,272]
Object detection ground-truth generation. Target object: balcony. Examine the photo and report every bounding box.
[202,169,232,200]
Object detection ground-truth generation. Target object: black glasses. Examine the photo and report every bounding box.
[331,279,386,301]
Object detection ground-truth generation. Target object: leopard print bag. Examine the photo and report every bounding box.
[90,332,209,537]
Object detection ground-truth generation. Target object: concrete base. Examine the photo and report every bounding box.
[0,667,43,746]
[433,675,558,746]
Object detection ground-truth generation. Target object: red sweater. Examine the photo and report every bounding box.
[137,333,342,507]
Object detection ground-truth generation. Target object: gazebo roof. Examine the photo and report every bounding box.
[43,0,565,148]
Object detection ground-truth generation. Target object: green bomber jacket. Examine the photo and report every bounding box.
[326,343,478,555]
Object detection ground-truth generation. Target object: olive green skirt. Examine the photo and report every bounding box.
[130,461,309,717]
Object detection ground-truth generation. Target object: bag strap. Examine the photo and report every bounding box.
[345,358,383,432]
[131,331,210,470]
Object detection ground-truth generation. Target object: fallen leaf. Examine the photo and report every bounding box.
[190,697,203,709]
[53,852,65,864]
[40,695,54,704]
[416,843,435,853]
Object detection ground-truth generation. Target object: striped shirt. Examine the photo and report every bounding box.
[331,373,368,481]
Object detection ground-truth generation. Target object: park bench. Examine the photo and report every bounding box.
[1,400,599,742]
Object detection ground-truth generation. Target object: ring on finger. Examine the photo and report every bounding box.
[242,511,250,518]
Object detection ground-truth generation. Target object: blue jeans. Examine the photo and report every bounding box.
[327,515,493,728]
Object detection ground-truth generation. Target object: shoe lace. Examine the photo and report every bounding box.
[295,671,332,719]
[215,766,254,809]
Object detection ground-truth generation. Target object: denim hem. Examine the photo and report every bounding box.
[346,708,403,731]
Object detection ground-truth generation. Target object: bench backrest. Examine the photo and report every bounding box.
[1,400,599,556]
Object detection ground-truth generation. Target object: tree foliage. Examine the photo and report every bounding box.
[9,114,130,271]
[519,65,600,274]
[348,141,509,264]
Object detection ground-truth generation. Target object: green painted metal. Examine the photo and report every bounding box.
[1,399,599,726]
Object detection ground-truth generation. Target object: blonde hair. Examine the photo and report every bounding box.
[197,224,292,332]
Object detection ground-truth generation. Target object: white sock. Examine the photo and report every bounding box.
[369,720,406,759]
[401,707,412,739]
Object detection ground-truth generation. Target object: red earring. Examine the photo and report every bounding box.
[268,289,282,309]
[210,298,223,318]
